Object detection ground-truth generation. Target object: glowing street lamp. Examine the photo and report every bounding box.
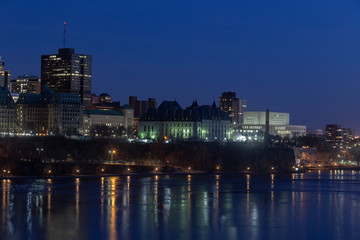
[109,150,116,164]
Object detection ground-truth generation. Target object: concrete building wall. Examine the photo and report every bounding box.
[243,111,290,125]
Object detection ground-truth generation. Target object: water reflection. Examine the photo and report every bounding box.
[109,177,117,240]
[1,172,360,239]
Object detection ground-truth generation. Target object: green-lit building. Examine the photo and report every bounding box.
[138,100,233,142]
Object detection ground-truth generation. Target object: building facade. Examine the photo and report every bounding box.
[243,111,290,125]
[138,101,233,142]
[120,104,134,130]
[83,110,125,138]
[0,57,11,88]
[235,111,306,141]
[17,86,83,135]
[0,87,17,135]
[10,75,41,94]
[129,96,157,117]
[41,48,92,108]
[219,91,247,125]
[325,124,343,143]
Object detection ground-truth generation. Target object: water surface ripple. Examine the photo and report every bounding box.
[1,170,360,240]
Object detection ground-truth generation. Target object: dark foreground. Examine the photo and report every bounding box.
[1,171,360,240]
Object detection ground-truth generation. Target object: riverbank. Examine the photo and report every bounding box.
[0,136,296,176]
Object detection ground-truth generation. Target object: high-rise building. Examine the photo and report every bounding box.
[41,48,92,108]
[343,128,355,141]
[0,57,11,89]
[10,75,41,94]
[219,91,247,125]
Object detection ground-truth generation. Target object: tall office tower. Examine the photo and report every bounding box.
[10,75,41,94]
[219,91,247,125]
[0,57,11,88]
[41,48,92,108]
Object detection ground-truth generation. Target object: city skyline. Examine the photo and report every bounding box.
[2,0,360,132]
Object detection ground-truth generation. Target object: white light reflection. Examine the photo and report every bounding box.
[75,178,80,230]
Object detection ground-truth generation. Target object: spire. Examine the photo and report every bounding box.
[194,99,198,107]
[212,100,216,108]
[63,22,67,48]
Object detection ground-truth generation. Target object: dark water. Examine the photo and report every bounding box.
[1,171,360,240]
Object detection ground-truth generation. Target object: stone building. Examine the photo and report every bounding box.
[17,86,83,135]
[138,100,233,142]
[0,86,17,135]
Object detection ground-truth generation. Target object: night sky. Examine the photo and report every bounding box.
[2,0,360,133]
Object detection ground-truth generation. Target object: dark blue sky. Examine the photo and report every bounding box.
[2,0,360,132]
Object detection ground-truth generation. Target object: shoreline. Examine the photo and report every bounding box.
[1,168,350,180]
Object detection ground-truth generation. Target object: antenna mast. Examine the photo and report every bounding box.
[63,22,67,48]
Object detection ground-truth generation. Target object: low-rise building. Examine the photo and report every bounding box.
[10,75,41,94]
[17,86,83,135]
[138,100,233,142]
[83,110,125,138]
[235,111,306,141]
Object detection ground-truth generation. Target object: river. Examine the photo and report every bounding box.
[1,171,360,240]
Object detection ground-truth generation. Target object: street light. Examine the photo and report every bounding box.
[108,150,116,164]
[36,147,44,156]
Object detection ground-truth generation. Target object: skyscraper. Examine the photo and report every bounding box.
[219,91,247,125]
[41,48,92,108]
[0,57,11,89]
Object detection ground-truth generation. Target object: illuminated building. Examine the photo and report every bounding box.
[219,91,247,125]
[41,48,92,108]
[83,106,133,138]
[83,110,126,138]
[17,85,83,135]
[120,104,134,131]
[235,111,306,141]
[91,93,100,104]
[325,124,343,143]
[99,93,112,103]
[315,129,323,136]
[138,100,233,142]
[343,128,355,141]
[129,96,157,133]
[243,111,290,125]
[10,75,41,94]
[0,57,11,88]
[0,86,17,135]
